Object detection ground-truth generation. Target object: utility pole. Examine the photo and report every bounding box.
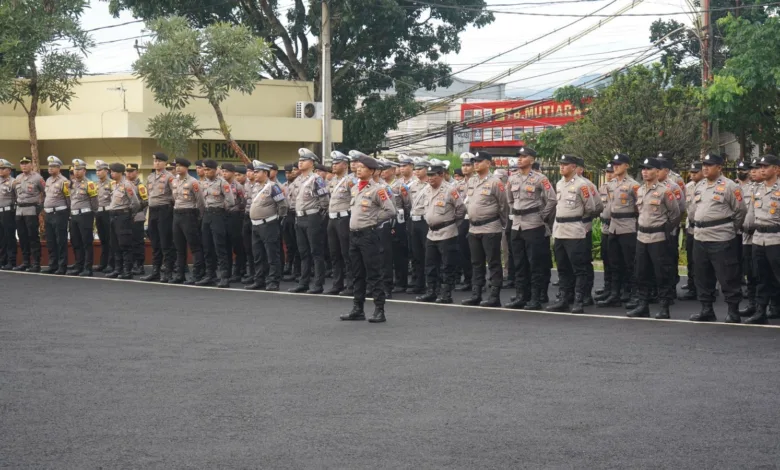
[321,0,332,164]
[701,0,713,156]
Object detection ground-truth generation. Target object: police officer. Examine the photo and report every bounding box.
[242,163,259,283]
[12,157,45,272]
[106,163,141,279]
[688,153,747,322]
[326,151,354,295]
[221,163,246,282]
[626,157,682,319]
[0,159,17,270]
[195,160,206,181]
[416,161,467,304]
[386,156,411,294]
[505,146,557,310]
[246,162,289,291]
[198,159,234,288]
[598,153,640,307]
[94,160,113,273]
[744,154,780,324]
[657,152,686,291]
[463,151,509,307]
[679,161,704,301]
[290,149,330,294]
[142,152,176,282]
[67,159,98,276]
[547,155,598,313]
[373,158,397,297]
[497,165,515,290]
[340,155,395,323]
[454,152,475,291]
[170,158,206,285]
[736,160,759,317]
[575,162,604,305]
[125,163,148,275]
[594,162,614,301]
[283,162,302,282]
[42,156,70,274]
[407,158,430,294]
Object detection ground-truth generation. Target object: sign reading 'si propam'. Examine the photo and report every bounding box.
[199,140,260,161]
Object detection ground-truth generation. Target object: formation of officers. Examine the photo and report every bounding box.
[0,147,777,325]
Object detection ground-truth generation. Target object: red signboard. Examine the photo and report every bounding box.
[462,99,583,151]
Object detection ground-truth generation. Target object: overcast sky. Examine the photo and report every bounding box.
[79,0,699,95]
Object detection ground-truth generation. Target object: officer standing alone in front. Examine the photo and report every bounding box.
[42,156,70,275]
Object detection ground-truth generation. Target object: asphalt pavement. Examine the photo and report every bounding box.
[2,271,780,469]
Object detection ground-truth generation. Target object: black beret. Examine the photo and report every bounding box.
[174,158,192,168]
[283,164,294,172]
[702,153,724,165]
[152,152,168,161]
[639,157,662,169]
[611,153,630,165]
[221,163,236,172]
[203,159,217,169]
[559,154,583,166]
[690,161,702,172]
[268,163,279,171]
[315,163,330,172]
[757,154,780,166]
[234,164,247,175]
[517,147,537,157]
[472,151,492,162]
[454,168,463,176]
[125,163,139,171]
[356,155,380,170]
[109,163,126,173]
[195,160,204,167]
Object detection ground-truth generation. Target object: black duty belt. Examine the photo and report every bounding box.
[612,213,637,219]
[582,216,593,223]
[694,217,732,228]
[512,207,540,216]
[601,218,611,225]
[556,216,582,223]
[174,208,198,213]
[17,203,38,208]
[205,207,226,213]
[109,209,131,215]
[470,215,500,227]
[638,225,666,234]
[350,225,377,235]
[150,205,172,211]
[428,219,457,231]
[756,225,780,233]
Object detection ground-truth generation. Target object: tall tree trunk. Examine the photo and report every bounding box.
[209,98,251,166]
[28,72,40,173]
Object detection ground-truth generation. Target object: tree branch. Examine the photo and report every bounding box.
[255,0,307,79]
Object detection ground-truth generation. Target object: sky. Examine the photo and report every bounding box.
[78,0,700,96]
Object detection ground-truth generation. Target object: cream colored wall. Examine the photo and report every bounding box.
[0,141,35,165]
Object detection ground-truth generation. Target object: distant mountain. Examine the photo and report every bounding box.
[505,74,607,99]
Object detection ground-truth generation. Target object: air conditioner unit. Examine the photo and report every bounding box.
[296,101,323,119]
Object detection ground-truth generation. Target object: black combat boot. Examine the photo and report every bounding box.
[678,288,697,301]
[340,300,366,321]
[582,292,594,307]
[545,294,571,312]
[196,275,216,286]
[454,281,472,292]
[160,268,171,283]
[406,286,425,295]
[690,302,717,322]
[624,294,640,310]
[745,304,769,325]
[245,281,265,290]
[216,271,230,288]
[105,259,122,278]
[596,288,622,308]
[325,285,343,295]
[132,262,144,275]
[480,286,501,307]
[416,288,438,302]
[768,304,780,319]
[78,268,93,277]
[594,283,612,301]
[627,301,650,318]
[119,258,134,280]
[654,300,671,319]
[461,285,483,306]
[339,286,354,296]
[540,283,550,303]
[739,298,757,317]
[368,304,386,323]
[435,285,453,304]
[570,293,585,314]
[504,285,526,309]
[724,303,741,324]
[66,265,82,276]
[523,288,543,310]
[12,264,29,272]
[288,284,308,293]
[140,266,161,282]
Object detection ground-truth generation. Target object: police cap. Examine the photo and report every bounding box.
[72,159,87,171]
[298,148,319,162]
[47,156,63,167]
[757,154,780,166]
[612,153,630,165]
[221,163,236,172]
[109,162,126,173]
[234,164,247,175]
[20,157,32,164]
[472,151,492,162]
[516,147,537,158]
[454,168,464,177]
[689,161,702,172]
[203,159,218,170]
[331,151,349,163]
[95,160,109,170]
[639,157,662,169]
[605,162,614,173]
[737,160,750,171]
[356,155,380,170]
[702,153,724,165]
[126,163,139,171]
[174,158,192,168]
[195,160,204,167]
[0,159,13,169]
[152,152,169,162]
[460,152,474,165]
[559,154,583,166]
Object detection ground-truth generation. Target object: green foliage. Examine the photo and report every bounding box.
[554,65,702,169]
[591,218,602,261]
[146,111,202,158]
[430,153,461,171]
[108,0,494,150]
[519,128,566,161]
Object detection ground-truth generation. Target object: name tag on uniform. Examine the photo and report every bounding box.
[480,189,490,195]
[435,200,444,207]
[694,195,701,202]
[650,199,660,205]
[511,184,520,191]
[525,185,534,192]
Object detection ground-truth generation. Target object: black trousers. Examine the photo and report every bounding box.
[505,223,515,282]
[350,228,385,306]
[392,220,409,288]
[296,213,325,289]
[409,219,429,289]
[242,213,254,275]
[327,216,352,290]
[584,230,594,293]
[283,213,300,273]
[542,236,552,288]
[685,231,695,290]
[425,236,459,290]
[553,237,590,298]
[743,243,756,299]
[95,210,111,269]
[635,240,675,301]
[109,211,134,272]
[44,210,69,271]
[202,209,229,278]
[16,214,41,267]
[693,239,741,305]
[511,225,549,295]
[252,220,282,285]
[600,228,611,288]
[608,232,637,294]
[173,209,204,278]
[0,211,17,266]
[148,205,175,272]
[669,230,681,286]
[468,231,503,288]
[226,211,245,276]
[753,244,780,306]
[456,220,471,284]
[132,220,145,266]
[70,212,94,271]
[378,221,394,293]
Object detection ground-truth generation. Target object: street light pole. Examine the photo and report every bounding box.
[321,0,332,164]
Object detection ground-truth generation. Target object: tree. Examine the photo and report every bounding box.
[0,0,92,171]
[553,65,702,169]
[107,0,494,151]
[519,127,566,162]
[133,16,271,163]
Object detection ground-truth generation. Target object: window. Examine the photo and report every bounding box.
[483,128,493,141]
[503,128,513,141]
[473,129,482,142]
[464,110,473,120]
[473,109,483,118]
[493,129,503,141]
[513,127,524,140]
